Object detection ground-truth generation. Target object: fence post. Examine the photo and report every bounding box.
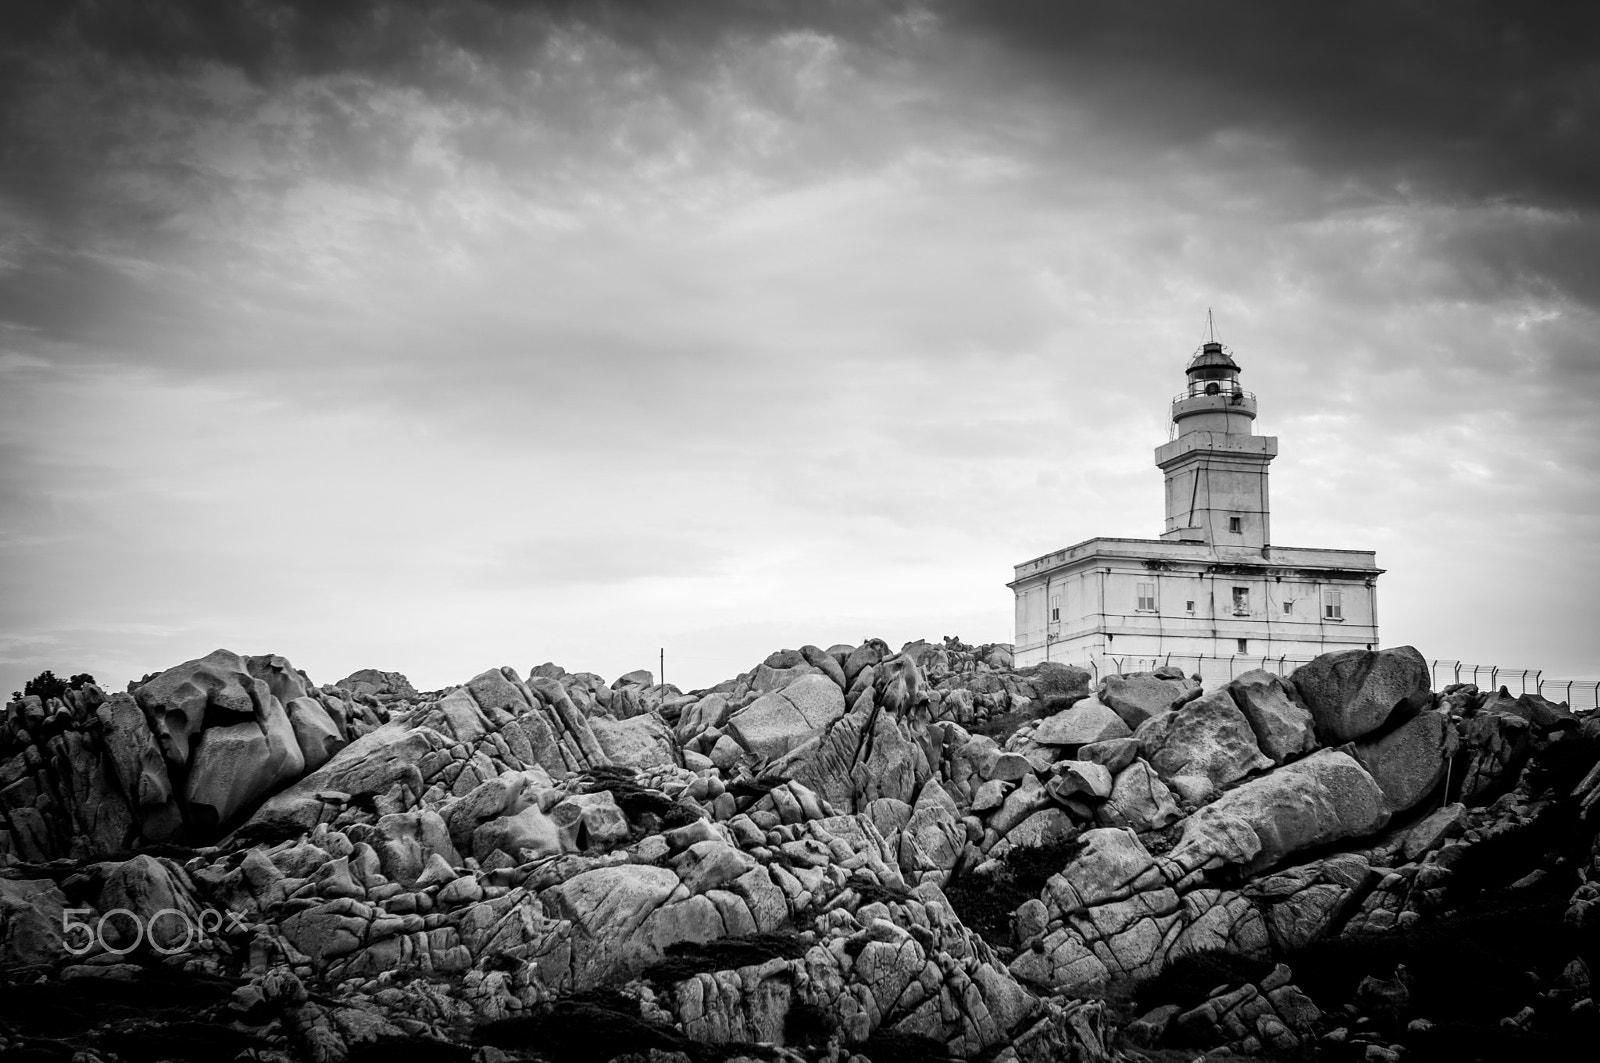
[1490,667,1499,691]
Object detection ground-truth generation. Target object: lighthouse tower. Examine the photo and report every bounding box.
[1007,324,1382,670]
[1156,340,1278,552]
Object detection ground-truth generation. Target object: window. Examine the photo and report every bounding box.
[1228,516,1242,534]
[1136,582,1157,611]
[1049,595,1060,623]
[1324,590,1343,620]
[1185,600,1195,613]
[1283,601,1294,615]
[1237,638,1249,653]
[1232,586,1250,615]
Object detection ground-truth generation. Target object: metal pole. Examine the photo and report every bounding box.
[660,648,664,689]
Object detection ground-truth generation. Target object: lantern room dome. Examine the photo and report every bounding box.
[1185,340,1239,379]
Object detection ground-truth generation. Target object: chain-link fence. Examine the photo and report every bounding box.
[1082,653,1599,713]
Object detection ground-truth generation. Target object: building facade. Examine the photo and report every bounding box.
[1010,339,1382,669]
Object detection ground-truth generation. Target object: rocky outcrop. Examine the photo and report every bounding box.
[1349,706,1458,814]
[1226,669,1317,764]
[1169,749,1389,874]
[0,876,68,965]
[1030,697,1131,747]
[1138,962,1323,1055]
[1290,645,1431,745]
[1100,670,1200,728]
[1134,688,1273,800]
[1,636,1595,1063]
[725,675,847,759]
[334,669,419,700]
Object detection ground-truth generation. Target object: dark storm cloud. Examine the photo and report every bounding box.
[947,0,1600,210]
[0,0,910,83]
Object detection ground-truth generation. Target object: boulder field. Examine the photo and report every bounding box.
[0,637,1595,1063]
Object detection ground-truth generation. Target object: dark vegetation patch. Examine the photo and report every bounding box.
[476,989,686,1063]
[859,1027,958,1063]
[1521,726,1600,803]
[1448,801,1586,895]
[969,707,1039,744]
[783,1000,838,1048]
[1284,883,1590,1021]
[474,988,793,1063]
[1129,948,1277,1014]
[10,670,96,703]
[578,765,703,830]
[639,930,811,986]
[944,836,1086,948]
[728,773,791,801]
[95,1021,261,1063]
[0,963,240,1042]
[1402,1019,1600,1063]
[345,1037,475,1063]
[226,814,313,850]
[848,878,916,907]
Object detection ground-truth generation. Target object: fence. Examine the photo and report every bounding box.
[1085,653,1600,713]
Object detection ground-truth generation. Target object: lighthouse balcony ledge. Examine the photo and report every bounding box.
[1155,432,1278,466]
[1171,391,1257,421]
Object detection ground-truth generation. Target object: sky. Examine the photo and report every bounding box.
[2,0,1598,697]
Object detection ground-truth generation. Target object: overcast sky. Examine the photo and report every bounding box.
[2,0,1597,697]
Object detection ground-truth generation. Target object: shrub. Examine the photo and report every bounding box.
[859,1027,957,1063]
[476,989,689,1063]
[944,836,1085,949]
[970,708,1035,744]
[848,878,915,907]
[1280,883,1591,1030]
[578,766,704,830]
[1129,948,1275,1014]
[783,1000,839,1048]
[12,670,94,703]
[942,873,1022,947]
[1004,836,1085,894]
[640,930,811,986]
[345,1038,473,1063]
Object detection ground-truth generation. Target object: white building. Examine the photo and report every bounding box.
[1010,338,1382,670]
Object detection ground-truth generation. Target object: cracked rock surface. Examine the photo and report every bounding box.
[2,638,1597,1062]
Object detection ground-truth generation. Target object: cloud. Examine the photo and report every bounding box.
[945,0,1600,207]
[0,0,1597,696]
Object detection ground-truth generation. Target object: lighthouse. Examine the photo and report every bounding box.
[1008,329,1382,670]
[1157,339,1277,550]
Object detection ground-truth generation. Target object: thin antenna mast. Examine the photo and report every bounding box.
[1207,308,1216,343]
